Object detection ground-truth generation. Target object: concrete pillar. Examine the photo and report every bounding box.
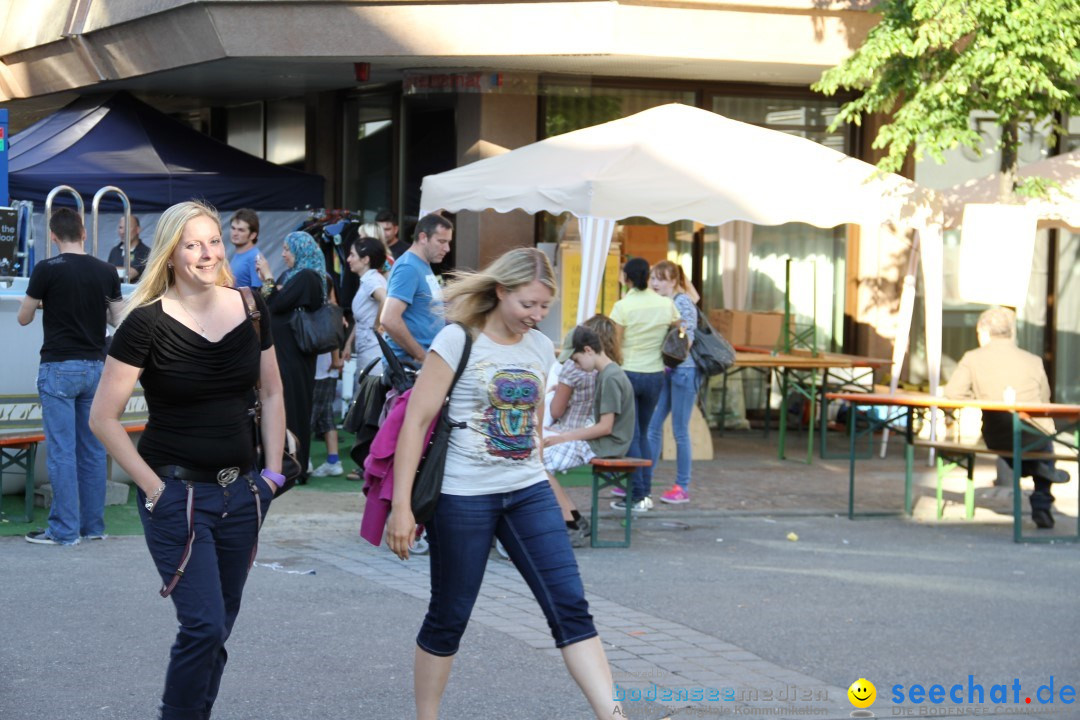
[306,91,340,207]
[454,87,538,270]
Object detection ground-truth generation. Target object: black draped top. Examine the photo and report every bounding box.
[108,288,273,471]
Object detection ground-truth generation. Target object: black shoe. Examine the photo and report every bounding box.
[1048,469,1071,484]
[1032,509,1055,529]
[568,517,591,548]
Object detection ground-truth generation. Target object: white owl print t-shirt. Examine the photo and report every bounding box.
[429,323,556,496]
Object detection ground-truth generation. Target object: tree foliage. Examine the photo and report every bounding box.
[814,0,1080,194]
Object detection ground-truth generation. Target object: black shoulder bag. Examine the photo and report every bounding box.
[288,273,346,354]
[689,306,736,377]
[411,323,473,523]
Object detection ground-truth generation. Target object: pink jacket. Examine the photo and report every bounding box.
[360,389,438,546]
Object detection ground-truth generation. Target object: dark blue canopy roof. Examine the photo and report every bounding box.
[10,92,324,211]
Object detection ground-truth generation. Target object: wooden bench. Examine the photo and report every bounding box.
[586,457,651,548]
[0,432,45,523]
[913,439,1075,521]
[1,423,146,524]
[553,464,594,489]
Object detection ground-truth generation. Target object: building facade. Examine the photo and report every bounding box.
[3,0,1076,400]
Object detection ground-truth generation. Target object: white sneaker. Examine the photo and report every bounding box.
[610,496,653,513]
[494,539,510,560]
[311,461,344,477]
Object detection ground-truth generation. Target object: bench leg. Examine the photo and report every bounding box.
[1,444,37,524]
[590,474,600,548]
[934,454,977,521]
[904,441,914,517]
[965,455,975,520]
[590,470,632,548]
[847,410,857,520]
[935,457,948,519]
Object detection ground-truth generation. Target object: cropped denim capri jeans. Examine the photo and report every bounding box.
[417,480,597,656]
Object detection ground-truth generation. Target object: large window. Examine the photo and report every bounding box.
[703,94,850,350]
[709,96,846,152]
[342,93,396,218]
[226,98,307,168]
[543,85,695,138]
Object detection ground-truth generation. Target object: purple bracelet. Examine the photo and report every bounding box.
[261,468,287,488]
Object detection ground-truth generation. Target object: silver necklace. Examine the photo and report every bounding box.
[175,295,210,339]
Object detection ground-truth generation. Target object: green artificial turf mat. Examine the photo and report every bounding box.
[1,490,145,537]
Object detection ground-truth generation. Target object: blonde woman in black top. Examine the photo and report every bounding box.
[90,200,287,720]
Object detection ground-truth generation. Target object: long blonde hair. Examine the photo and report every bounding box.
[358,222,391,260]
[122,200,235,321]
[444,248,557,330]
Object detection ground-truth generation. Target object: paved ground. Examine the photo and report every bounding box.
[2,430,1078,720]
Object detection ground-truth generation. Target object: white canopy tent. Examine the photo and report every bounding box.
[943,149,1080,231]
[421,103,943,398]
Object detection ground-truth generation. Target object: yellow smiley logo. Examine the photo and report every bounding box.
[848,678,876,708]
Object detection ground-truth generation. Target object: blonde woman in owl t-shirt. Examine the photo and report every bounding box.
[385,247,623,720]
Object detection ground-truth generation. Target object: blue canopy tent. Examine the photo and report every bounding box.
[10,92,324,211]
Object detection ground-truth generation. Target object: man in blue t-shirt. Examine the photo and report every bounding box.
[228,208,262,289]
[380,214,453,365]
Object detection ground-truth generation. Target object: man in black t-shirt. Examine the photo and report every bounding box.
[18,208,124,546]
[107,214,150,282]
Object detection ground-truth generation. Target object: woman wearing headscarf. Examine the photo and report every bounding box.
[255,231,327,483]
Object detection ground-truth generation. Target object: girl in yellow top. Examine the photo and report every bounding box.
[608,257,680,511]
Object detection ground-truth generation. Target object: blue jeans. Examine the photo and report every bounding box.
[37,360,107,544]
[417,481,597,656]
[644,365,701,491]
[139,470,271,720]
[624,370,663,501]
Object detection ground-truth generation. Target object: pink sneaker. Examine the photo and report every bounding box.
[660,485,689,504]
[610,486,627,498]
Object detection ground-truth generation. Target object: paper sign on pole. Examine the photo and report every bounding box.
[958,204,1037,307]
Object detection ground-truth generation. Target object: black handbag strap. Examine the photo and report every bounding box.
[443,322,473,428]
[694,303,710,333]
[239,286,265,420]
[239,286,262,382]
[377,330,415,393]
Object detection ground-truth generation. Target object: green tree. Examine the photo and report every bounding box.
[814,0,1080,199]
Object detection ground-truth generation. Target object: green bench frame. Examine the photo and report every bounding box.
[555,457,651,548]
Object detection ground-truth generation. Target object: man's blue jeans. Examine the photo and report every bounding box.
[37,360,107,544]
[644,365,701,491]
[624,370,664,502]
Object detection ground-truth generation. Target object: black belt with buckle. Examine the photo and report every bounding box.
[154,465,250,487]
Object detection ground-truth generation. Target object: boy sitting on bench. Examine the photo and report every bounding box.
[543,324,636,484]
